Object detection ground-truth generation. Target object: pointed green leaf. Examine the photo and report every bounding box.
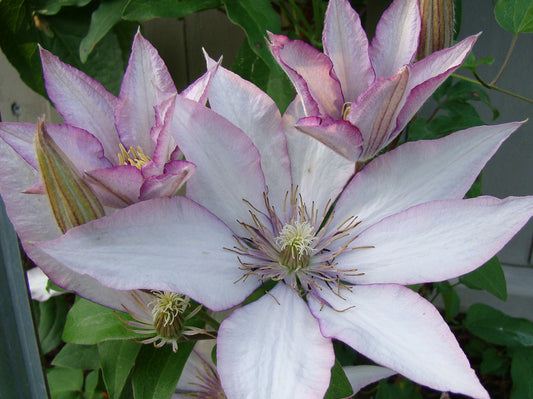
[122,0,222,20]
[63,298,139,344]
[34,0,92,15]
[460,256,507,300]
[80,0,128,63]
[223,0,281,73]
[52,343,100,370]
[132,343,194,399]
[495,0,533,33]
[99,340,141,399]
[465,304,533,347]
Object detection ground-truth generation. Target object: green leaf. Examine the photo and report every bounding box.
[122,0,222,20]
[495,0,533,33]
[435,281,460,321]
[46,367,84,396]
[84,369,101,398]
[62,298,139,344]
[480,347,509,375]
[465,303,533,347]
[510,347,533,398]
[34,0,92,15]
[36,295,69,354]
[132,343,194,399]
[223,0,281,72]
[98,340,141,399]
[324,361,353,399]
[232,39,294,112]
[0,0,46,96]
[80,0,128,63]
[460,257,507,300]
[52,343,100,370]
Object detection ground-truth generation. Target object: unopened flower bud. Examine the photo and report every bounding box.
[416,0,454,60]
[34,117,104,233]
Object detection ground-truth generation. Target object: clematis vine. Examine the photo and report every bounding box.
[269,0,477,162]
[0,31,215,310]
[37,63,533,398]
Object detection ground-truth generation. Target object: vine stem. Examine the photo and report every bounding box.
[451,73,533,104]
[490,33,519,86]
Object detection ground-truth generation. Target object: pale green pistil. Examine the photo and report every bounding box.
[276,221,316,271]
[151,292,187,340]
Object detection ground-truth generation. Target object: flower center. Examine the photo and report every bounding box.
[117,143,151,169]
[230,187,366,297]
[276,221,316,271]
[151,291,188,340]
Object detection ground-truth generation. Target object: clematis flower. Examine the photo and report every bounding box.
[37,65,533,398]
[269,0,476,162]
[0,31,215,309]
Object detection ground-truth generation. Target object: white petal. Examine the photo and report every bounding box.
[340,196,533,285]
[310,284,489,398]
[206,60,292,210]
[369,0,420,78]
[169,95,267,235]
[218,284,334,399]
[26,267,63,301]
[323,0,374,100]
[283,97,355,214]
[333,122,523,236]
[38,196,259,311]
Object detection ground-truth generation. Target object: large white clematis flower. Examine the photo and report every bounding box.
[0,31,215,310]
[37,64,533,398]
[269,0,477,162]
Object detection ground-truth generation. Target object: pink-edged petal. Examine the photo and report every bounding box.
[180,57,219,105]
[85,165,144,207]
[347,66,410,161]
[369,0,420,79]
[115,31,176,154]
[218,283,334,399]
[0,123,111,172]
[0,136,139,310]
[40,48,120,161]
[397,35,478,129]
[37,196,259,311]
[139,160,195,200]
[268,33,343,118]
[323,0,374,100]
[309,284,489,399]
[205,59,291,209]
[143,95,179,179]
[296,116,362,161]
[343,366,396,395]
[334,122,524,235]
[340,196,533,285]
[283,98,355,214]
[169,95,266,234]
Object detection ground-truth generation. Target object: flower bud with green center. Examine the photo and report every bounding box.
[34,117,104,233]
[416,0,454,61]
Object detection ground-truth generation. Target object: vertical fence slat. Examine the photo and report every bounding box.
[0,198,49,398]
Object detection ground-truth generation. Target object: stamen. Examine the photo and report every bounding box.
[341,102,352,120]
[117,143,151,169]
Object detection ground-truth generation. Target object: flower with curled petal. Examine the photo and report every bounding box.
[38,64,533,398]
[269,0,476,162]
[0,31,215,310]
